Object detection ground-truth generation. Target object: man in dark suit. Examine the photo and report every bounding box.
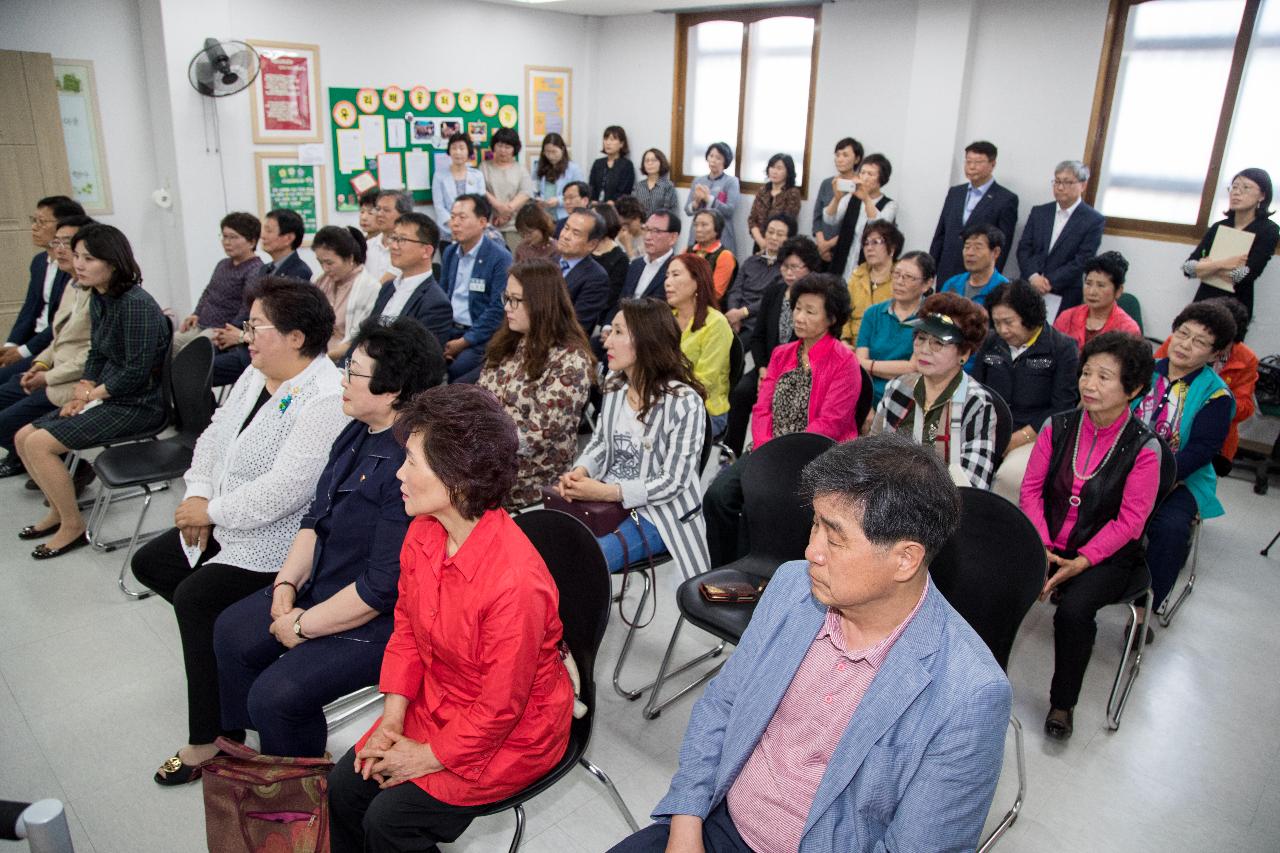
[211,208,314,386]
[440,194,512,383]
[593,210,680,360]
[556,208,610,331]
[366,212,453,351]
[1015,160,1105,311]
[929,141,1019,284]
[552,180,592,238]
[2,196,85,382]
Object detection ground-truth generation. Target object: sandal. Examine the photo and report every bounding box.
[154,752,205,787]
[1044,707,1073,740]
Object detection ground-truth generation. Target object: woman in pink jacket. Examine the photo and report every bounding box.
[703,272,861,567]
[1053,251,1141,349]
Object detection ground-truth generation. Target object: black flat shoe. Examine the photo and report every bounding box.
[154,752,205,787]
[1045,707,1073,740]
[0,457,27,478]
[1122,621,1155,653]
[24,478,38,490]
[19,523,60,541]
[31,534,89,560]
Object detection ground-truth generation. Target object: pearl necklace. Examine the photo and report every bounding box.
[1068,414,1120,506]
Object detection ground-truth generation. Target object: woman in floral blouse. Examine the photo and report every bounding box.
[478,258,595,507]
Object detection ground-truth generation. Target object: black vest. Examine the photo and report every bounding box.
[1042,410,1155,563]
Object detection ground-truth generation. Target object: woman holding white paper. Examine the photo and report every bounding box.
[1184,167,1277,320]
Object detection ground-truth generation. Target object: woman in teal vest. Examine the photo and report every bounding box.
[1132,300,1236,641]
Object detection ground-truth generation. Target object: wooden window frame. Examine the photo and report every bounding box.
[670,5,822,199]
[1084,0,1266,245]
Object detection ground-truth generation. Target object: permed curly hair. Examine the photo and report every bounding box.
[918,291,989,356]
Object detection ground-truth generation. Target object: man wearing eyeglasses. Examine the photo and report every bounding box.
[440,194,512,383]
[1015,160,1105,313]
[2,196,85,378]
[364,212,453,352]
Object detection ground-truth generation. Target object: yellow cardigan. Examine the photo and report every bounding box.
[841,262,894,344]
[677,307,732,416]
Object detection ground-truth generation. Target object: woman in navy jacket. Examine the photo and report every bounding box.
[212,318,445,759]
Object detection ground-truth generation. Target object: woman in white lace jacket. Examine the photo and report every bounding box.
[131,277,350,785]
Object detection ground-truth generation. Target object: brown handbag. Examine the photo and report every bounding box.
[202,737,333,853]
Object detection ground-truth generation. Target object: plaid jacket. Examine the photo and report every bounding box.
[872,372,998,489]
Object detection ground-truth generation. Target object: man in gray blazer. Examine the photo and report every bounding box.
[609,433,1011,853]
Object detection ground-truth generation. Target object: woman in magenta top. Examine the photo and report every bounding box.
[1053,251,1141,349]
[328,384,573,853]
[1019,332,1161,742]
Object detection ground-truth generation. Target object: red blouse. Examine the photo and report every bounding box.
[356,508,573,805]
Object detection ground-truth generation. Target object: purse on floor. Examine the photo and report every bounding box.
[202,737,333,853]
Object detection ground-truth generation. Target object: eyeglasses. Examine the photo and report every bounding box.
[386,234,428,246]
[241,321,276,341]
[912,331,954,352]
[891,268,923,284]
[48,238,72,249]
[340,358,373,381]
[29,215,55,226]
[1171,326,1214,350]
[641,226,670,235]
[780,262,809,273]
[501,293,524,308]
[1052,178,1080,188]
[863,237,887,247]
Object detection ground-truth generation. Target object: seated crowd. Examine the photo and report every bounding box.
[1,138,1270,852]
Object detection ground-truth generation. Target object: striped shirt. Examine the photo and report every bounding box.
[727,581,930,853]
[872,372,999,489]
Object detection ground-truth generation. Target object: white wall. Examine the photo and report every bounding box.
[1,0,174,306]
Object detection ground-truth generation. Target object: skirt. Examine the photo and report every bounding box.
[34,398,166,450]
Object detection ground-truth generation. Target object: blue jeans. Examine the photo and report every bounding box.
[597,513,668,573]
[709,412,728,438]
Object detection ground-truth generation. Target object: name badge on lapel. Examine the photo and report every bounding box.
[468,277,486,293]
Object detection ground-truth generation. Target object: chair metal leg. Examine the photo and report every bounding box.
[118,487,156,599]
[323,686,383,732]
[1107,588,1153,730]
[978,714,1024,851]
[1157,515,1200,628]
[640,615,726,720]
[612,570,653,700]
[13,799,75,853]
[85,487,111,548]
[505,804,525,853]
[580,757,640,832]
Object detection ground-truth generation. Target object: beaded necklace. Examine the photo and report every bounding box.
[1068,413,1120,506]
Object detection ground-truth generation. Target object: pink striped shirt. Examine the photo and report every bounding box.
[725,581,929,853]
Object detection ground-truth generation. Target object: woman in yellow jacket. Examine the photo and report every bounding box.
[665,252,732,436]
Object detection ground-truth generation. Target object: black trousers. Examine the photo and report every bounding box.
[703,455,748,568]
[327,747,486,853]
[1050,552,1137,710]
[131,528,272,744]
[722,367,760,458]
[605,800,751,853]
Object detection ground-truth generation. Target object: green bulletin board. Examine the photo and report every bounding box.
[328,85,519,211]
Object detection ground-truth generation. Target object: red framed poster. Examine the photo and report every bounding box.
[248,40,322,143]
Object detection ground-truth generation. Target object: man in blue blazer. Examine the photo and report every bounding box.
[2,196,85,381]
[364,212,453,350]
[1016,160,1105,311]
[439,194,512,382]
[609,434,1011,853]
[556,208,611,331]
[930,141,1019,284]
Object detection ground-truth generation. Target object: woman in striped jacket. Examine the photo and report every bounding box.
[556,297,710,581]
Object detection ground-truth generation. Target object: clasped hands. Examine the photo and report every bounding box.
[354,722,443,789]
[175,496,213,551]
[1040,550,1090,600]
[555,467,619,503]
[58,380,99,417]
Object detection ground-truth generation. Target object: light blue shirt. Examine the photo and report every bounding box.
[536,160,585,221]
[560,255,583,275]
[450,240,482,326]
[962,178,993,224]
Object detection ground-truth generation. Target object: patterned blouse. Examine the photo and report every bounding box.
[477,340,593,507]
[771,366,812,437]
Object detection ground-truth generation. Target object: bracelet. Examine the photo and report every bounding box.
[32,360,50,370]
[273,580,297,593]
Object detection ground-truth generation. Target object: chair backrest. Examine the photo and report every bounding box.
[740,432,835,574]
[700,411,714,470]
[984,382,1013,462]
[1154,435,1178,509]
[855,365,873,428]
[728,334,745,389]
[929,486,1045,671]
[170,336,216,443]
[513,510,612,741]
[1116,291,1143,333]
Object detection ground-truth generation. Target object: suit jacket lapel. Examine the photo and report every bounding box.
[801,586,944,837]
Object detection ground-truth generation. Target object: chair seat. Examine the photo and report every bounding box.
[92,438,193,489]
[677,564,774,644]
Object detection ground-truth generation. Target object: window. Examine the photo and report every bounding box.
[1086,0,1279,242]
[672,6,821,196]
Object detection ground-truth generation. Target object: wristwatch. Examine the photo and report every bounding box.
[292,613,308,640]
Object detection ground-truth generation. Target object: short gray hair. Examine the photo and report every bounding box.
[1054,160,1090,182]
[378,189,413,214]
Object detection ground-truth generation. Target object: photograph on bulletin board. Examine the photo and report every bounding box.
[255,151,326,243]
[327,85,518,211]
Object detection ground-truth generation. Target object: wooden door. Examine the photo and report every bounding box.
[0,50,71,336]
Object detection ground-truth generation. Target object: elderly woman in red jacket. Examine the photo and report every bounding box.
[328,384,573,853]
[702,272,861,567]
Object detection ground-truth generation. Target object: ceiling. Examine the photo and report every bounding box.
[475,0,819,17]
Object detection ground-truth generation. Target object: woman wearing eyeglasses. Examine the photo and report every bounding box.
[129,278,351,784]
[856,251,935,408]
[1183,167,1276,319]
[212,317,446,761]
[478,259,595,508]
[839,219,903,345]
[870,292,1000,489]
[1132,300,1236,641]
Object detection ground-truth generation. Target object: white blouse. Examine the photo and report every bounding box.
[183,354,350,572]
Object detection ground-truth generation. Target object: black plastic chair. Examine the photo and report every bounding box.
[469,510,638,852]
[713,337,747,464]
[929,487,1045,850]
[89,336,215,599]
[639,432,835,719]
[855,365,874,428]
[612,413,715,699]
[984,382,1013,464]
